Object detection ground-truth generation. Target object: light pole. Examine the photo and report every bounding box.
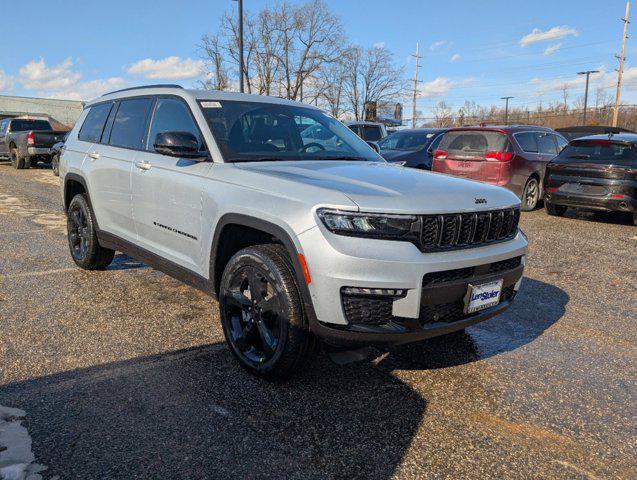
[501,96,513,125]
[578,70,599,125]
[233,0,244,93]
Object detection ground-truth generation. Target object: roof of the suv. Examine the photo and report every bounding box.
[571,133,637,143]
[91,85,321,110]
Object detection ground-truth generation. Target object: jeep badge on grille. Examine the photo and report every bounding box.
[475,198,487,204]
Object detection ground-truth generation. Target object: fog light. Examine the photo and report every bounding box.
[341,287,406,297]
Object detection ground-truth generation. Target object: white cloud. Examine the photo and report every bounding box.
[519,26,578,47]
[17,58,124,100]
[525,67,637,98]
[373,41,385,49]
[0,70,14,92]
[450,53,461,63]
[543,43,562,56]
[127,56,204,80]
[19,58,81,91]
[430,40,448,51]
[420,76,473,97]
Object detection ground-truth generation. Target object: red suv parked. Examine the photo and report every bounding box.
[432,125,568,210]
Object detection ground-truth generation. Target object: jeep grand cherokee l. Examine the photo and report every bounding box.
[59,85,528,379]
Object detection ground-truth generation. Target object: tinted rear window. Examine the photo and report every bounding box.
[10,120,52,132]
[439,131,507,156]
[361,125,383,141]
[79,103,113,143]
[109,98,154,149]
[560,141,637,164]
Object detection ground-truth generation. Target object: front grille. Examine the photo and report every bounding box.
[422,256,522,286]
[419,208,520,252]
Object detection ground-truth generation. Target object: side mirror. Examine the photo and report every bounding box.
[366,141,380,153]
[154,131,206,159]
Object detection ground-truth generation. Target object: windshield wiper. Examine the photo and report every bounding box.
[320,156,366,161]
[226,157,286,163]
[567,154,591,159]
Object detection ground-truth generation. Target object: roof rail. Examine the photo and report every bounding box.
[102,84,183,96]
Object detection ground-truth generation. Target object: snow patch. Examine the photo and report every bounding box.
[0,406,46,480]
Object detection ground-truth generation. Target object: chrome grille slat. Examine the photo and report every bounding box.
[420,208,519,252]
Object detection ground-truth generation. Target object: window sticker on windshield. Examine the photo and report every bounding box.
[201,101,222,108]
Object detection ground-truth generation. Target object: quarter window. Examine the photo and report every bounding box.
[515,132,538,153]
[147,98,202,151]
[109,98,154,149]
[78,103,113,143]
[536,132,558,155]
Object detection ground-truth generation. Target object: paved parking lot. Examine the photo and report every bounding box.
[0,162,635,479]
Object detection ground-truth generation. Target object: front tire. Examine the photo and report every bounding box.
[219,244,315,380]
[545,201,567,217]
[521,177,540,211]
[67,194,115,270]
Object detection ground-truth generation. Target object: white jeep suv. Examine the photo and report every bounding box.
[60,85,527,379]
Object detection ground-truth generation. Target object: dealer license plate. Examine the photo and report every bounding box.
[464,279,503,314]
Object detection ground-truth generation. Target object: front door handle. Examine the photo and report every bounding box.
[135,161,152,171]
[88,151,100,160]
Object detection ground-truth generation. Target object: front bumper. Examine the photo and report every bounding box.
[298,224,527,346]
[27,147,52,156]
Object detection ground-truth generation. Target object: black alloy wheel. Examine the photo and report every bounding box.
[219,244,315,379]
[224,264,283,365]
[68,203,90,262]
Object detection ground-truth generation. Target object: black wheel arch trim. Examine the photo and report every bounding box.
[210,213,319,329]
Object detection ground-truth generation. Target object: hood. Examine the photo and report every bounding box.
[236,160,520,214]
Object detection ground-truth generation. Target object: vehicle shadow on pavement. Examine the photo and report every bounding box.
[107,254,148,271]
[0,346,426,479]
[563,208,634,226]
[380,277,568,370]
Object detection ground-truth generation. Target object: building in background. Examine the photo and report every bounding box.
[0,95,84,130]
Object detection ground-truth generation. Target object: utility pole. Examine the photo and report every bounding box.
[411,42,421,128]
[501,97,513,125]
[578,70,599,125]
[613,1,630,127]
[233,0,244,93]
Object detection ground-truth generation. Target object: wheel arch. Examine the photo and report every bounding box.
[63,173,90,212]
[210,213,318,326]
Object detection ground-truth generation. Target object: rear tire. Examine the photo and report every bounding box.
[521,177,540,211]
[10,148,25,169]
[545,201,567,217]
[219,244,315,380]
[28,157,37,168]
[67,194,115,270]
[633,212,637,226]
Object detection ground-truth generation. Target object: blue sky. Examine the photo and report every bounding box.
[0,0,634,116]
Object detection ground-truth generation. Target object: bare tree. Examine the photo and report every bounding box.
[432,101,453,127]
[343,45,404,120]
[199,34,229,90]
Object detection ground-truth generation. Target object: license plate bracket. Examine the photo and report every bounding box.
[464,279,503,314]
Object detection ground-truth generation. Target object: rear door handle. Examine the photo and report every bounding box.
[135,161,152,171]
[88,151,100,160]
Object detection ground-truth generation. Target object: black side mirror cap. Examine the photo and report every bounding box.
[154,131,207,160]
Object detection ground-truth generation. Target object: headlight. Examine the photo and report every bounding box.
[317,208,418,240]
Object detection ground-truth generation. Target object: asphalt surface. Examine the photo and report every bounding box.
[0,162,635,479]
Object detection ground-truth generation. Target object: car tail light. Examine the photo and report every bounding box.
[27,132,35,145]
[611,193,625,199]
[546,187,557,193]
[433,149,447,159]
[485,151,513,162]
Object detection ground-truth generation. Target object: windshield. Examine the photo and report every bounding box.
[560,140,637,164]
[378,131,436,151]
[199,100,382,162]
[10,120,52,132]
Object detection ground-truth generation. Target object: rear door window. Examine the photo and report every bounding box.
[79,103,113,143]
[515,132,538,153]
[439,130,507,157]
[108,98,154,149]
[536,132,558,155]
